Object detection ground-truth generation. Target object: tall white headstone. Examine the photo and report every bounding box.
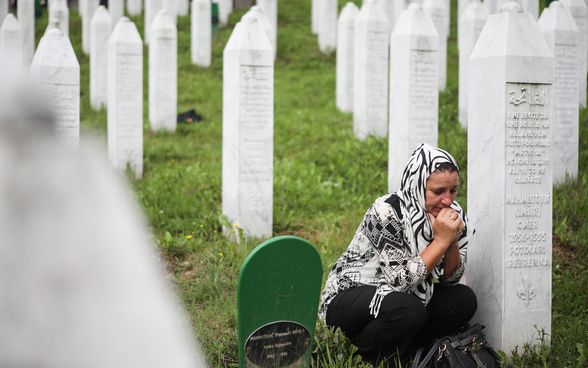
[222,14,274,238]
[49,0,69,37]
[90,6,112,110]
[177,0,189,16]
[127,0,142,16]
[257,0,277,56]
[336,2,359,113]
[249,6,274,58]
[467,2,553,353]
[162,0,177,23]
[145,0,163,44]
[388,3,439,191]
[149,10,177,132]
[538,1,579,183]
[525,0,539,18]
[423,0,448,91]
[108,17,143,179]
[486,0,498,13]
[0,0,6,30]
[459,0,488,127]
[82,0,99,54]
[109,0,124,25]
[218,0,233,25]
[191,0,211,67]
[318,0,336,53]
[392,0,406,26]
[0,14,23,67]
[560,0,587,107]
[30,28,80,149]
[353,0,389,140]
[17,0,34,63]
[311,0,319,34]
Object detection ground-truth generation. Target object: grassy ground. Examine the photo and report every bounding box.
[33,0,588,366]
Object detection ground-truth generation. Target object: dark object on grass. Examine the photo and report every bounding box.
[177,109,203,124]
[412,323,501,368]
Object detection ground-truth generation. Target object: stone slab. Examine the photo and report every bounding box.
[90,5,111,110]
[17,0,34,63]
[0,14,23,67]
[191,0,212,67]
[336,2,358,113]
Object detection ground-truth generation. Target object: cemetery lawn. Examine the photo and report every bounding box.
[44,0,587,366]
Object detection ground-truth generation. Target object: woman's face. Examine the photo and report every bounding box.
[425,170,459,218]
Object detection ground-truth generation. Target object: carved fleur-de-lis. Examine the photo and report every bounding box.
[516,276,537,307]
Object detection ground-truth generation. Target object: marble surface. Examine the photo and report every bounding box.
[107,18,143,179]
[459,0,488,128]
[144,0,162,44]
[109,0,124,25]
[353,0,389,140]
[423,0,448,91]
[257,0,277,58]
[82,0,97,54]
[49,0,68,37]
[90,6,111,110]
[218,0,233,26]
[149,10,177,132]
[467,3,553,353]
[0,0,6,32]
[17,0,34,63]
[0,14,23,67]
[388,3,438,191]
[191,0,211,67]
[127,0,142,16]
[222,14,274,239]
[560,0,587,107]
[249,6,275,59]
[30,28,80,149]
[538,1,580,183]
[318,0,337,54]
[336,2,358,113]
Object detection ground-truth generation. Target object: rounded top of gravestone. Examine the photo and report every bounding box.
[392,0,438,38]
[153,9,176,31]
[1,13,20,32]
[423,0,447,11]
[538,0,580,32]
[560,0,587,9]
[499,1,523,13]
[339,2,359,20]
[241,12,258,24]
[31,27,79,69]
[248,6,272,33]
[357,0,389,25]
[223,12,272,58]
[110,17,142,46]
[463,0,489,20]
[92,5,112,24]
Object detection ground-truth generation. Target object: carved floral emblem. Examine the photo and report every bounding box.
[516,276,537,307]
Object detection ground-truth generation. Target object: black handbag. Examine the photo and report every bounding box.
[412,323,501,368]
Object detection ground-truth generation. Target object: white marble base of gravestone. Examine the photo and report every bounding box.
[561,0,587,107]
[162,0,177,23]
[176,0,188,16]
[0,71,208,367]
[90,6,112,110]
[30,28,80,149]
[49,0,69,37]
[17,0,34,63]
[191,0,211,67]
[257,0,277,57]
[108,17,143,179]
[218,0,233,25]
[0,14,23,67]
[467,2,553,353]
[311,0,319,34]
[222,14,273,239]
[336,2,359,113]
[127,0,142,16]
[458,0,488,128]
[149,10,177,132]
[538,1,579,183]
[248,6,274,58]
[318,0,336,53]
[145,0,163,44]
[388,3,439,191]
[109,0,124,25]
[353,0,389,140]
[82,0,98,54]
[423,0,448,91]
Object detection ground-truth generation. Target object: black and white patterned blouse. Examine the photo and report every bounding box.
[319,144,469,319]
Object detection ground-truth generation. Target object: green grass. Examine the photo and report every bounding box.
[32,0,588,366]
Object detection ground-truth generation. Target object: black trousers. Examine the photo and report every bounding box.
[325,284,477,367]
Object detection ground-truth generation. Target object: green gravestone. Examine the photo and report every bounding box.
[237,236,323,368]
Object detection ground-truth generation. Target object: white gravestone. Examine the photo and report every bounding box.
[80,0,86,18]
[257,0,277,57]
[353,0,389,140]
[222,14,274,238]
[177,0,189,16]
[127,0,142,16]
[0,0,6,30]
[17,0,34,63]
[318,0,336,53]
[108,17,143,179]
[218,0,233,25]
[388,3,439,191]
[459,0,488,127]
[90,6,112,110]
[0,73,209,368]
[163,0,177,23]
[560,0,587,107]
[423,0,448,91]
[311,0,319,34]
[486,0,498,13]
[538,2,579,183]
[30,28,80,149]
[49,0,69,37]
[109,0,124,25]
[393,0,406,27]
[444,0,450,36]
[191,0,211,67]
[149,10,177,132]
[336,2,359,113]
[457,0,468,48]
[145,0,163,44]
[467,2,553,353]
[82,0,98,54]
[0,14,23,67]
[525,0,539,19]
[248,6,274,58]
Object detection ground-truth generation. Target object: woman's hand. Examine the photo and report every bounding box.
[431,208,464,250]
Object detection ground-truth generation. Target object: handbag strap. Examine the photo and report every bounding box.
[412,339,447,368]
